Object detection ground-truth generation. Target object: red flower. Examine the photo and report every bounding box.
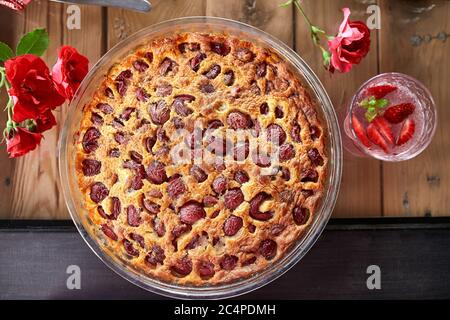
[52,46,89,100]
[35,110,57,133]
[6,127,43,158]
[5,54,65,122]
[327,8,370,73]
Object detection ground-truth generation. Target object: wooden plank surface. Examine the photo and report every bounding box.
[8,0,62,219]
[0,7,21,218]
[379,0,450,217]
[206,0,294,46]
[0,1,103,219]
[2,220,450,299]
[295,0,382,218]
[107,0,206,48]
[0,0,448,219]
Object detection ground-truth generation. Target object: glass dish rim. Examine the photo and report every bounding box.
[58,16,342,300]
[348,72,437,161]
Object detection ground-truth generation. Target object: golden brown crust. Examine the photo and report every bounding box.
[74,32,327,285]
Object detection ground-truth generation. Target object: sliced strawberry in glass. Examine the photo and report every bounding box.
[351,114,371,148]
[367,123,388,153]
[373,117,394,145]
[383,103,415,124]
[366,84,397,99]
[397,118,415,146]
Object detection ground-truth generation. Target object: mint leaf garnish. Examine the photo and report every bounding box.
[365,107,378,122]
[359,97,389,122]
[376,98,388,108]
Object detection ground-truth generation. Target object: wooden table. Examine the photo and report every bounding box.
[0,0,449,220]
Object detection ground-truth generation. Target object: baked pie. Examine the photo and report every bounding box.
[75,32,327,284]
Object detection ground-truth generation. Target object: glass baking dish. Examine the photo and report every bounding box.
[58,16,342,299]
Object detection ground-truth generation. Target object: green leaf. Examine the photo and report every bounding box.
[0,42,14,62]
[16,28,49,57]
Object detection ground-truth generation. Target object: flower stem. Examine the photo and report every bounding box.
[288,0,332,69]
[0,67,5,88]
[0,67,16,138]
[293,0,313,28]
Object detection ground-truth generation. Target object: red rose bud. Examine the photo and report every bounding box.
[6,127,43,158]
[5,54,65,122]
[52,45,89,100]
[327,8,370,73]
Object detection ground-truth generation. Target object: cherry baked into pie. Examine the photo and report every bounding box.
[75,32,327,285]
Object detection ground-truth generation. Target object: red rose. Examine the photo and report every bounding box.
[52,46,89,100]
[5,54,65,122]
[6,127,43,158]
[327,8,370,73]
[35,110,57,133]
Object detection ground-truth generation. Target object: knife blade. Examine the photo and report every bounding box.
[50,0,152,12]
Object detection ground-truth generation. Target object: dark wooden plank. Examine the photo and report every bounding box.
[1,222,449,299]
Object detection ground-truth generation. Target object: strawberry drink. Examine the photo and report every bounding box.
[342,73,437,161]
